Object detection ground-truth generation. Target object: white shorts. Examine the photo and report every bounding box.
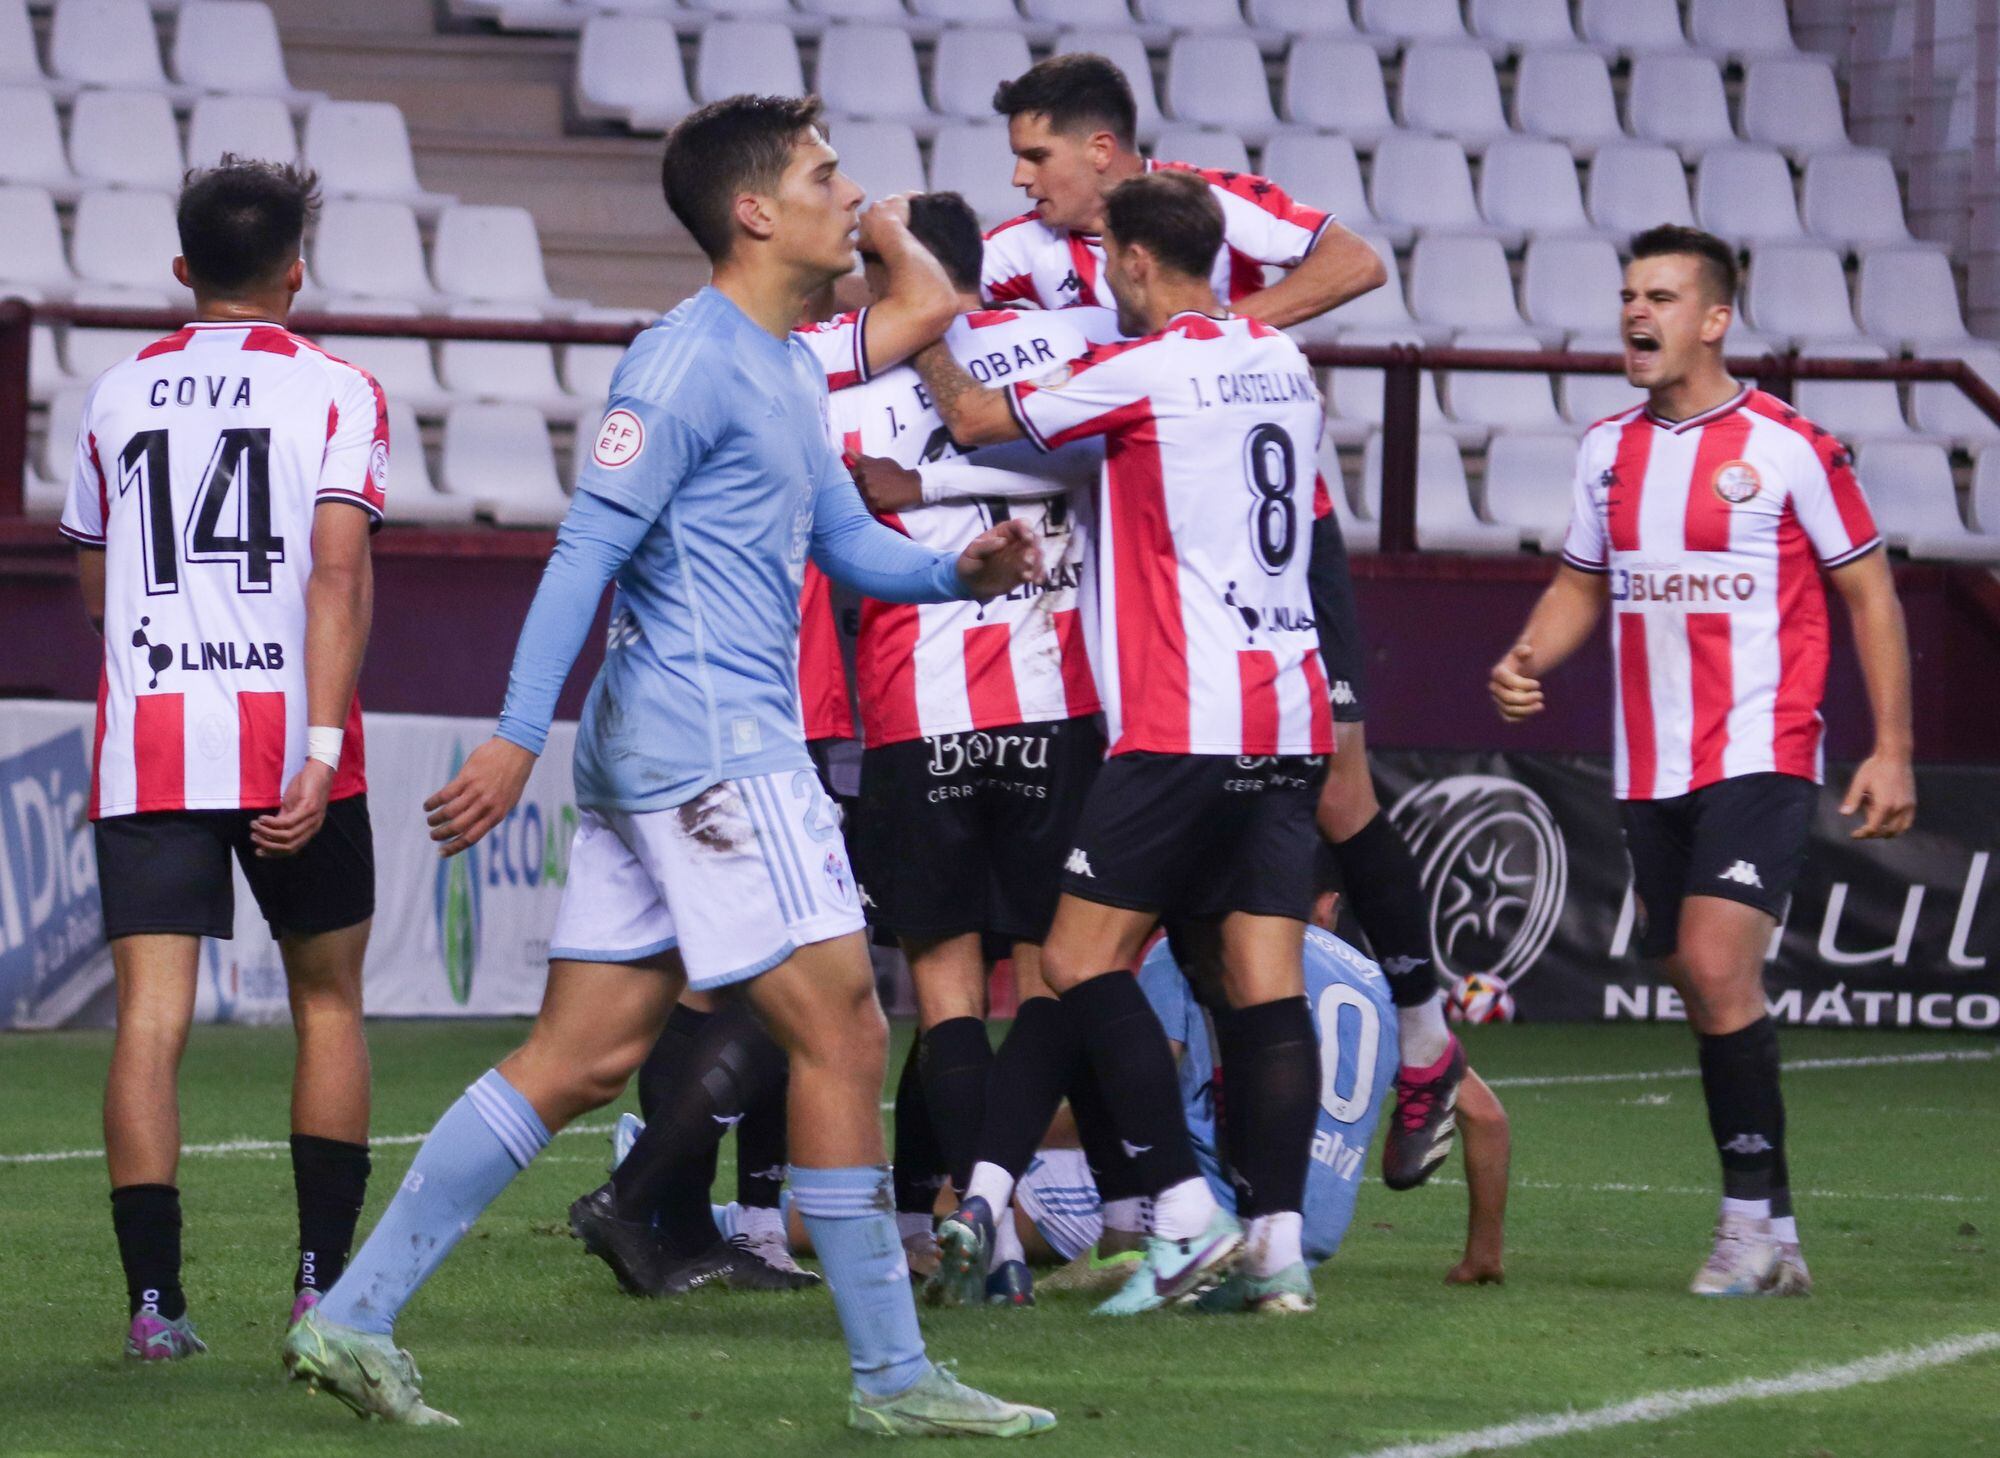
[1014,1148,1102,1263]
[548,769,864,990]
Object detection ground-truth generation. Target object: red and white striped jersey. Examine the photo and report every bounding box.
[1561,388,1881,801]
[832,307,1107,747]
[794,307,872,392]
[58,321,387,819]
[798,562,855,743]
[1008,311,1333,758]
[982,160,1331,314]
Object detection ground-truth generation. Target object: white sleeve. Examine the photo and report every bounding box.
[917,438,1103,504]
[317,367,389,526]
[1559,431,1609,573]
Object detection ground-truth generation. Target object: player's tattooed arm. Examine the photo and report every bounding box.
[1233,220,1387,330]
[912,340,1022,448]
[76,546,105,636]
[855,194,958,375]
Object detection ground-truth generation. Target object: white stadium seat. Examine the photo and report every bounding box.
[693,0,794,17]
[1151,125,1249,175]
[1627,55,1734,163]
[817,25,933,132]
[695,22,805,105]
[1364,429,1520,553]
[1035,0,1155,31]
[432,204,560,311]
[1260,133,1396,247]
[1801,151,1915,253]
[0,186,78,299]
[313,200,443,308]
[443,402,569,527]
[187,94,299,169]
[1478,136,1595,239]
[1443,331,1566,439]
[0,0,58,93]
[1167,34,1280,147]
[1357,0,1467,46]
[28,388,90,518]
[1521,236,1624,337]
[928,122,1023,226]
[1857,439,1994,560]
[67,90,185,192]
[1694,144,1806,248]
[171,1,316,107]
[1326,328,1467,447]
[797,0,909,19]
[1559,333,1645,426]
[1282,38,1394,151]
[560,305,648,405]
[49,0,183,95]
[1483,430,1582,551]
[31,319,83,401]
[1687,0,1798,62]
[828,119,924,202]
[316,298,455,417]
[1578,0,1688,56]
[1911,342,2000,447]
[1740,58,1850,160]
[1975,447,2000,534]
[1315,429,1378,551]
[1136,0,1246,30]
[64,283,179,378]
[379,398,475,525]
[438,302,574,418]
[1055,30,1164,142]
[574,15,694,131]
[1248,0,1363,38]
[1743,243,1859,345]
[1316,234,1438,341]
[1587,141,1696,235]
[910,0,1023,21]
[0,86,84,201]
[1857,246,1972,350]
[70,188,182,294]
[1397,42,1510,155]
[1510,46,1623,159]
[1408,235,1534,340]
[1468,0,1577,52]
[930,27,1033,123]
[304,101,454,216]
[1370,134,1506,243]
[1794,340,1928,447]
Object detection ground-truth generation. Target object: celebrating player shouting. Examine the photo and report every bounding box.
[283,96,1052,1438]
[1490,225,1916,1297]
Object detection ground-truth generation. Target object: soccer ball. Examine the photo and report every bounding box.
[1446,973,1517,1024]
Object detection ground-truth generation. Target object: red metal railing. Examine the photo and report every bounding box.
[5,296,2000,555]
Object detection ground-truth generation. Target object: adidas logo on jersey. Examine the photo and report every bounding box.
[1718,860,1764,888]
[1065,849,1094,878]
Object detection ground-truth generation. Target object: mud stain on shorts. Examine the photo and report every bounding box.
[677,783,746,854]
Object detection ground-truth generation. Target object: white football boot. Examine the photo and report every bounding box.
[1689,1211,1780,1296]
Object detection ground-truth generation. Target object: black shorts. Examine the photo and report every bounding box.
[855,718,1105,943]
[1308,511,1368,724]
[1061,752,1327,921]
[94,794,376,942]
[1619,773,1816,959]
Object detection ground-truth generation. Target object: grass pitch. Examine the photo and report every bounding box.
[0,1020,1993,1458]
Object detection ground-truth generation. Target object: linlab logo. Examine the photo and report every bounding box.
[434,744,482,1006]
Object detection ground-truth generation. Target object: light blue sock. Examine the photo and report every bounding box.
[319,1070,550,1335]
[791,1165,932,1399]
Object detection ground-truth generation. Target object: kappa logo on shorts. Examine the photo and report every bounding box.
[1718,860,1764,888]
[591,409,646,470]
[1064,848,1094,878]
[1331,679,1357,707]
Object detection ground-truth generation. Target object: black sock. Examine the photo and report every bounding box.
[734,1050,790,1211]
[1059,972,1201,1196]
[1697,1016,1786,1205]
[611,1006,779,1252]
[892,1034,949,1215]
[1327,811,1438,1008]
[1217,998,1318,1218]
[918,1016,994,1195]
[973,995,1082,1185]
[638,1002,715,1124]
[289,1135,370,1294]
[1068,1056,1147,1202]
[110,1184,185,1320]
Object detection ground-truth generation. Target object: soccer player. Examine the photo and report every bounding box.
[1489,224,1916,1297]
[983,52,1468,1189]
[57,158,385,1361]
[281,96,1053,1438]
[909,169,1330,1315]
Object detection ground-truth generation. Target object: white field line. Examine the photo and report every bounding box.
[1348,1331,2000,1458]
[0,1121,615,1168]
[1486,1046,1995,1090]
[1427,1174,1983,1207]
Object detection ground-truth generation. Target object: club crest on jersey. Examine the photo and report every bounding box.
[1711,459,1761,504]
[591,409,645,470]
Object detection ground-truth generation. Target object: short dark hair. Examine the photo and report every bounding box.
[895,192,983,294]
[992,52,1137,151]
[663,94,825,262]
[1104,170,1223,280]
[1629,224,1740,306]
[175,156,319,293]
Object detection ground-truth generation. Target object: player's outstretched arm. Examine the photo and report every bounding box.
[1829,547,1916,839]
[251,502,373,858]
[1489,564,1609,721]
[912,340,1024,448]
[811,461,1044,604]
[1446,1069,1509,1287]
[854,194,958,376]
[851,437,1098,514]
[1232,220,1387,331]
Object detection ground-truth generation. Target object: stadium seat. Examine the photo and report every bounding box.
[1687,0,1798,62]
[690,0,793,17]
[1151,126,1249,175]
[1521,236,1623,337]
[1740,58,1850,160]
[1055,29,1164,143]
[0,87,84,201]
[1397,42,1510,155]
[928,122,1022,226]
[828,119,924,202]
[1410,235,1535,339]
[1578,0,1689,57]
[312,200,443,309]
[63,283,179,379]
[186,94,299,170]
[1911,342,2000,448]
[574,15,694,131]
[442,402,569,527]
[30,319,82,401]
[304,101,454,217]
[1743,243,1860,345]
[694,22,805,107]
[1356,0,1467,47]
[1695,144,1806,248]
[1856,246,1972,350]
[1511,46,1623,159]
[910,0,1024,22]
[1468,0,1577,52]
[315,298,455,417]
[1801,151,1915,254]
[1247,0,1365,39]
[1974,446,2000,534]
[67,90,185,193]
[1371,135,1512,244]
[1478,136,1595,239]
[0,0,60,94]
[817,25,933,133]
[1483,430,1580,551]
[171,1,318,109]
[1136,0,1247,31]
[48,0,187,97]
[797,0,909,20]
[0,186,79,299]
[1034,0,1153,30]
[1363,429,1520,552]
[1559,333,1645,425]
[1282,39,1395,151]
[431,204,568,313]
[1260,133,1398,247]
[1795,340,1933,447]
[1326,327,1468,447]
[930,27,1033,122]
[1858,439,1994,560]
[28,387,89,518]
[378,398,476,524]
[1315,233,1441,342]
[1443,331,1565,440]
[1627,55,1733,163]
[438,303,575,418]
[1586,141,1696,235]
[560,305,647,405]
[69,187,181,294]
[1166,34,1281,147]
[1314,428,1378,550]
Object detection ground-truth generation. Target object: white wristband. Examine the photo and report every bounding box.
[306,726,343,771]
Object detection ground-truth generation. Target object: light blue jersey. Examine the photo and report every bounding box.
[493,287,967,809]
[1137,925,1397,1266]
